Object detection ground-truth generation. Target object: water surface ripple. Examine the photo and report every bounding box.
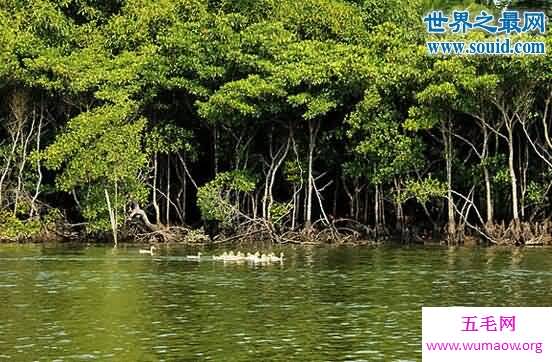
[0,244,551,361]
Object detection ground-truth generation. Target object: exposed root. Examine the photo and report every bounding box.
[484,219,552,245]
[134,226,210,244]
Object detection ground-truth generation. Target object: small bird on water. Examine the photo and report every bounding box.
[269,252,284,263]
[186,252,202,260]
[139,245,156,255]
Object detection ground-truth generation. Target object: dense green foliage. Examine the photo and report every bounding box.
[0,0,550,243]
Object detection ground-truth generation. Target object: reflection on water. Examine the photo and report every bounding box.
[1,244,552,361]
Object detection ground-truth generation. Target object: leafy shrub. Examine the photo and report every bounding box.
[397,177,447,204]
[197,171,256,225]
[0,211,41,240]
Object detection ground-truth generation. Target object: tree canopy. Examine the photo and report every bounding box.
[0,0,550,245]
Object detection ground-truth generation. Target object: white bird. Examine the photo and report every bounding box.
[247,251,261,262]
[186,252,202,260]
[250,252,269,263]
[224,251,246,261]
[269,252,285,262]
[139,245,156,255]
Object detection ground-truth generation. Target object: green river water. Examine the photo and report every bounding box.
[1,244,551,361]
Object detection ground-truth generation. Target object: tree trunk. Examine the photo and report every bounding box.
[342,176,354,218]
[380,188,386,228]
[267,138,290,221]
[153,152,161,225]
[292,185,297,230]
[483,167,493,224]
[31,99,44,217]
[333,177,338,218]
[262,131,273,219]
[305,120,318,230]
[507,124,520,224]
[375,183,380,227]
[519,142,527,220]
[14,109,35,216]
[394,177,404,233]
[130,202,161,232]
[443,120,456,242]
[105,186,118,246]
[363,191,369,224]
[166,154,171,225]
[213,125,219,176]
[482,125,493,226]
[181,170,187,223]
